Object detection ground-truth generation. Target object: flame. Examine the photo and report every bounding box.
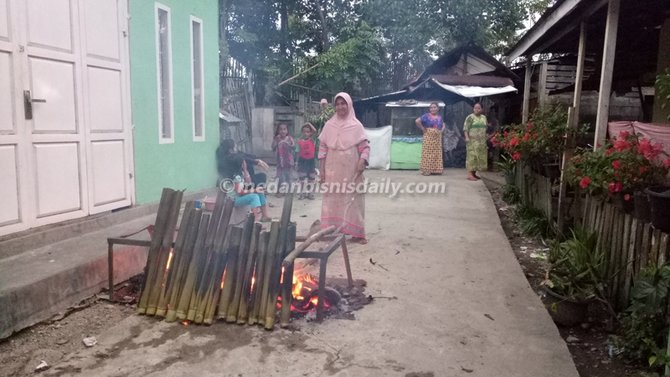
[181,320,189,327]
[289,272,332,313]
[166,249,174,270]
[251,275,256,292]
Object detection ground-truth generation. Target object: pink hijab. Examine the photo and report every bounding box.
[318,92,367,150]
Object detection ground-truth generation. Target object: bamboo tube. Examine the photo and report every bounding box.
[175,213,210,320]
[226,216,256,322]
[138,188,177,314]
[156,202,196,317]
[216,217,250,319]
[265,222,291,330]
[195,199,236,323]
[248,231,270,325]
[280,224,298,328]
[202,199,236,324]
[237,223,262,324]
[165,206,202,322]
[202,223,236,324]
[258,221,280,326]
[146,190,183,316]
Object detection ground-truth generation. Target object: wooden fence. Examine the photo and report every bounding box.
[514,165,670,310]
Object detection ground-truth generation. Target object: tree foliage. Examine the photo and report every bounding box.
[221,0,552,103]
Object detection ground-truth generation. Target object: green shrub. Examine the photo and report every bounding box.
[515,205,555,239]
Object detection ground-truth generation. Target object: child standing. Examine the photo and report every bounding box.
[271,123,295,194]
[297,123,317,200]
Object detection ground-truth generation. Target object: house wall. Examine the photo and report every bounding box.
[129,0,219,204]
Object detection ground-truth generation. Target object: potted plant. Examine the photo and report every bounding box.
[541,228,609,326]
[565,131,670,217]
[495,154,516,185]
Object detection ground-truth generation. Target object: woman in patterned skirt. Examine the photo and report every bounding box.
[463,102,488,181]
[318,92,370,244]
[415,102,445,175]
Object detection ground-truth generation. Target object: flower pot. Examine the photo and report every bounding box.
[633,191,651,223]
[611,193,634,214]
[645,186,670,232]
[541,287,589,327]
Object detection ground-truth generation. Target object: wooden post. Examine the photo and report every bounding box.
[538,61,549,109]
[593,0,621,149]
[522,58,532,124]
[557,22,588,234]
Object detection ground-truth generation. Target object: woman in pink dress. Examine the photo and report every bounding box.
[318,93,370,244]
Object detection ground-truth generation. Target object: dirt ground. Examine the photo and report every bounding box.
[483,177,646,377]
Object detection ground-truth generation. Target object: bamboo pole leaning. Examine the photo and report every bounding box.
[280,224,297,328]
[175,213,210,320]
[258,221,280,327]
[217,214,253,319]
[226,215,256,322]
[143,190,183,316]
[202,199,236,324]
[248,231,270,325]
[165,205,202,322]
[156,202,196,317]
[138,188,180,314]
[237,223,262,324]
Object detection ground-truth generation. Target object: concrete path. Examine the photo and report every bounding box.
[45,170,578,377]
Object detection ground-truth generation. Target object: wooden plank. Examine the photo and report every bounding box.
[639,223,652,270]
[618,214,633,307]
[612,205,620,300]
[650,229,662,268]
[594,0,622,148]
[623,217,638,304]
[632,219,644,277]
[658,233,669,267]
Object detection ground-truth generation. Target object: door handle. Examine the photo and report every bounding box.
[23,90,46,120]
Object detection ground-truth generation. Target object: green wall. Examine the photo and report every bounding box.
[129,0,219,204]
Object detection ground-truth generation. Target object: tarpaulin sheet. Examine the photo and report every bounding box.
[365,126,392,170]
[608,121,670,157]
[431,79,518,98]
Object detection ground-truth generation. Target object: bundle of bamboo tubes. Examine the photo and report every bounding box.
[136,190,299,330]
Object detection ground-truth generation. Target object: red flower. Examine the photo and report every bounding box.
[512,152,522,161]
[509,137,520,148]
[605,148,615,156]
[619,130,630,139]
[614,139,631,151]
[612,160,621,170]
[522,132,530,142]
[608,182,623,193]
[579,176,591,189]
[624,194,631,201]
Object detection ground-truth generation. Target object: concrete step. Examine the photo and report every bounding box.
[0,188,217,340]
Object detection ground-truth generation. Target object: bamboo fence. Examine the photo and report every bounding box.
[513,165,670,310]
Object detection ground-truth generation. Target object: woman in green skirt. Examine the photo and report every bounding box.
[463,103,488,181]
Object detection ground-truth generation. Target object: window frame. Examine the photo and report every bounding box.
[155,3,174,144]
[190,15,205,142]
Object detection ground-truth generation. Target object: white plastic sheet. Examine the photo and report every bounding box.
[364,126,392,170]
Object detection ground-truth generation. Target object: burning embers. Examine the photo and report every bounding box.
[285,272,340,314]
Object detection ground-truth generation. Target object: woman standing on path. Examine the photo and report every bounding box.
[463,102,488,181]
[318,93,370,244]
[415,102,445,175]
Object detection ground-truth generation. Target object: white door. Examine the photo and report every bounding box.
[0,0,133,236]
